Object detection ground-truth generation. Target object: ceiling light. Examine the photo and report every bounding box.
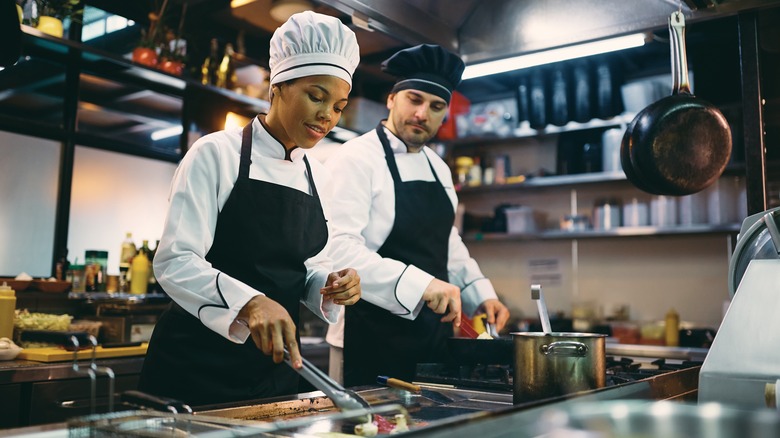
[151,125,183,141]
[269,0,314,23]
[230,0,256,8]
[461,33,648,80]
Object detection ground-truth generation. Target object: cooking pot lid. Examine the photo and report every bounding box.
[728,206,780,297]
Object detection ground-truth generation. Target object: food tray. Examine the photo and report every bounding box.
[67,404,411,437]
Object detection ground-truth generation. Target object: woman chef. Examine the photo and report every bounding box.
[138,11,362,406]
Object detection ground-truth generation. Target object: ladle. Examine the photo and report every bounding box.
[531,284,552,334]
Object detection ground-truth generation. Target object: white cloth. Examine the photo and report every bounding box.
[324,126,498,348]
[153,117,341,344]
[269,11,360,89]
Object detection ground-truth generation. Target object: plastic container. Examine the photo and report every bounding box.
[0,282,17,340]
[665,308,680,347]
[505,206,537,233]
[130,250,150,294]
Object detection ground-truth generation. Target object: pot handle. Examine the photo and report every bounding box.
[669,11,691,95]
[540,341,588,357]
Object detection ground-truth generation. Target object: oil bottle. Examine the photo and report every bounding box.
[665,308,680,347]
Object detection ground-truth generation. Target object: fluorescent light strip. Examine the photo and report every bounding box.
[151,125,183,140]
[461,33,647,80]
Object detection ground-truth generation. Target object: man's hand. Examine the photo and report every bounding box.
[321,268,361,305]
[422,279,461,328]
[478,298,511,332]
[238,295,301,368]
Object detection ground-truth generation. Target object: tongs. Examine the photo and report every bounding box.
[284,348,372,422]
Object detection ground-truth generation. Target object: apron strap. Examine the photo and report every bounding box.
[303,156,319,198]
[375,122,442,185]
[239,119,254,180]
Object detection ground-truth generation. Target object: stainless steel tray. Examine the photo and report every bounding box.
[67,404,411,437]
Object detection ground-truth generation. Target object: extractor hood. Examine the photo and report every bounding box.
[319,0,780,65]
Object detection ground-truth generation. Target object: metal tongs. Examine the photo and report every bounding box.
[284,348,372,422]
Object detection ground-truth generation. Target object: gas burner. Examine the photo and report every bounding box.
[415,363,513,392]
[416,357,703,395]
[606,356,642,372]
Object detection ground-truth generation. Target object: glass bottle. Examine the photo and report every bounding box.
[119,232,136,293]
[201,38,219,86]
[215,43,236,90]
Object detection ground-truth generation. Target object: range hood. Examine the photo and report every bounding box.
[320,0,780,65]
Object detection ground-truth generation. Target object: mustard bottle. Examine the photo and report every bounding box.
[130,250,150,295]
[0,282,17,340]
[665,308,680,347]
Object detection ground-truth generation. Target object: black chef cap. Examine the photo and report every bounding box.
[381,44,465,104]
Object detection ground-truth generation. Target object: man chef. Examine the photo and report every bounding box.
[324,44,511,386]
[139,11,362,406]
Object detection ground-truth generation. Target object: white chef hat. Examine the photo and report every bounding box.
[269,11,360,90]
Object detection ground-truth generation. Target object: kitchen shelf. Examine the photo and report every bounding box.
[463,223,741,242]
[1,26,282,161]
[457,165,747,194]
[442,113,637,147]
[457,171,629,193]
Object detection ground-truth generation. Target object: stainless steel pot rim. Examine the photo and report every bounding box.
[511,331,607,338]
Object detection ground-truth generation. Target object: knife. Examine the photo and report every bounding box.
[376,376,455,405]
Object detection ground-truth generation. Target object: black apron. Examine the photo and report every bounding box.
[139,120,328,406]
[344,123,455,387]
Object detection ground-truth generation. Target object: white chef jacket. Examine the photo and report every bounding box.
[325,125,498,348]
[153,117,341,344]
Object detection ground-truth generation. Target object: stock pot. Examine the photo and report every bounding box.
[512,332,606,404]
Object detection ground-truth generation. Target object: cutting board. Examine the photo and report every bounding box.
[17,343,148,362]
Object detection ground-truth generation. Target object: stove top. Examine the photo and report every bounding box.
[415,356,703,396]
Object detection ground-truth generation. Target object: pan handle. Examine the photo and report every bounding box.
[540,341,588,357]
[669,11,691,95]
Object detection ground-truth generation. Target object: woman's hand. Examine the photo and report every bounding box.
[321,268,361,305]
[238,295,301,368]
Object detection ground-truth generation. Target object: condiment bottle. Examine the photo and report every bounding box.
[215,43,237,89]
[0,282,17,339]
[665,308,680,347]
[130,247,150,295]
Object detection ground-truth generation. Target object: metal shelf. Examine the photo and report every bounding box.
[463,223,741,242]
[441,113,636,147]
[457,171,629,193]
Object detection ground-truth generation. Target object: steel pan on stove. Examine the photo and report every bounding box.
[512,332,606,404]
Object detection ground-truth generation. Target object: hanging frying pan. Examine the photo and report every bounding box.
[621,11,732,196]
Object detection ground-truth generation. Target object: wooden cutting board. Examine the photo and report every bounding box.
[17,343,148,362]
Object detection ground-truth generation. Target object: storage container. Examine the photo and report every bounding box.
[505,206,537,233]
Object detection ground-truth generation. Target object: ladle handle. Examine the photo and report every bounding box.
[669,11,691,95]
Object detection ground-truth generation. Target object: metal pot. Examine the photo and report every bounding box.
[512,332,606,404]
